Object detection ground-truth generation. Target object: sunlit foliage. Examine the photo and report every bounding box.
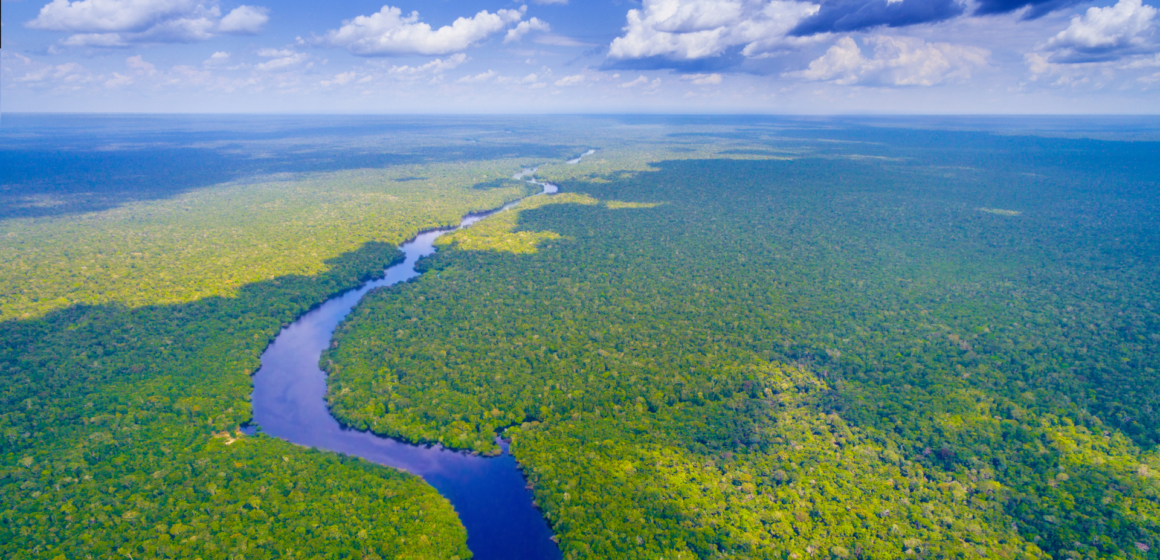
[0,162,533,559]
[328,132,1160,559]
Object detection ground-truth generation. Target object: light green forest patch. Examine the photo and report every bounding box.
[441,194,598,255]
[979,207,1023,216]
[0,161,534,321]
[604,201,666,210]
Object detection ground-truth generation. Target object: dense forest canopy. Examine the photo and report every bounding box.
[2,115,1159,559]
[0,117,559,558]
[326,127,1160,559]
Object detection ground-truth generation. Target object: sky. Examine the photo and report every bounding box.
[1,0,1158,113]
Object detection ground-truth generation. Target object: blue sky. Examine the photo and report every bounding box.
[2,0,1158,113]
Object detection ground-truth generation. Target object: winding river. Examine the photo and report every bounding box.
[250,171,562,560]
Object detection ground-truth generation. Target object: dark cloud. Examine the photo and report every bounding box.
[1047,45,1151,63]
[789,0,964,36]
[974,0,1086,19]
[600,49,746,72]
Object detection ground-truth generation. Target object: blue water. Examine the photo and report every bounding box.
[250,178,561,560]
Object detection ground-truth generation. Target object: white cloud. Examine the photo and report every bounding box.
[504,17,550,43]
[517,72,548,88]
[788,36,988,86]
[321,5,525,56]
[682,72,722,84]
[321,70,357,87]
[458,69,498,83]
[1041,0,1157,62]
[162,64,217,87]
[385,53,468,76]
[256,48,308,72]
[133,11,217,41]
[1021,0,1159,86]
[15,61,96,86]
[205,50,230,65]
[1124,52,1160,67]
[219,5,268,34]
[15,66,54,83]
[793,35,992,85]
[620,76,663,91]
[105,72,134,87]
[126,53,157,74]
[28,0,203,32]
[1025,48,1160,88]
[554,73,585,86]
[257,47,293,57]
[27,0,271,45]
[608,0,820,61]
[62,32,129,46]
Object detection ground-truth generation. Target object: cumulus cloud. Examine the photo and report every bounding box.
[682,72,723,83]
[62,32,130,46]
[618,75,664,90]
[105,72,135,87]
[458,69,498,83]
[504,17,550,43]
[218,5,268,34]
[515,72,549,88]
[385,53,468,75]
[1023,1,1160,86]
[204,50,230,65]
[26,0,271,45]
[101,54,154,86]
[789,0,964,36]
[28,0,202,32]
[126,53,157,74]
[1040,0,1157,62]
[255,47,309,72]
[321,71,357,87]
[320,5,525,56]
[608,0,822,63]
[317,54,467,88]
[787,35,988,85]
[13,60,99,89]
[554,73,585,86]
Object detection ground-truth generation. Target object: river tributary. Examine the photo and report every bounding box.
[250,172,562,560]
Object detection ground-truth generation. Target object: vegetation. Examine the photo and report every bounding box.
[1,162,536,321]
[326,132,1160,559]
[6,116,1160,559]
[1,160,536,559]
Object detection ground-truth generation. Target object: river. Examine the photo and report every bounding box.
[250,172,562,560]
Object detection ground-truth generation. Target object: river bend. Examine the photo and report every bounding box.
[250,173,562,560]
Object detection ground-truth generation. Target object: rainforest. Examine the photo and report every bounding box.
[2,115,1159,560]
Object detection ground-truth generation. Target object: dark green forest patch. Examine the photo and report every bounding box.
[327,143,1160,559]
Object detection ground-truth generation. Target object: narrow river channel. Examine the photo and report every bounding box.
[250,171,564,560]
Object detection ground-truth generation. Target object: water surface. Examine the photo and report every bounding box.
[251,178,561,560]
